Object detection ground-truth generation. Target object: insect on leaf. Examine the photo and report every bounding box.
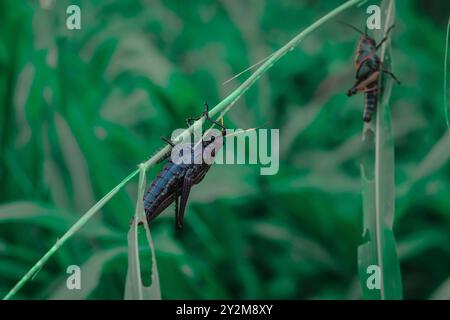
[358,0,403,300]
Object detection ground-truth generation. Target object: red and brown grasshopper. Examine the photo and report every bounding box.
[345,23,400,122]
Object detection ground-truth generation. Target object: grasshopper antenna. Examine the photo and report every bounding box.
[338,21,365,35]
[223,120,272,139]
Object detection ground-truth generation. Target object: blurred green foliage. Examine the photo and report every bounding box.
[0,0,449,299]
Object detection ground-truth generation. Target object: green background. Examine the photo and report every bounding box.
[0,0,449,299]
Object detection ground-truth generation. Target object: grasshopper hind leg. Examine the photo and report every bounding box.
[175,168,195,230]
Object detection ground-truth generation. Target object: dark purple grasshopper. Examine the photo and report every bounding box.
[143,103,225,230]
[345,23,400,122]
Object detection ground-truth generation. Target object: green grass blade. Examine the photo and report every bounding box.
[358,0,403,300]
[124,164,161,300]
[444,16,450,129]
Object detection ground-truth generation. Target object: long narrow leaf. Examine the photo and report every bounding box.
[358,0,403,300]
[444,16,450,129]
[124,164,161,300]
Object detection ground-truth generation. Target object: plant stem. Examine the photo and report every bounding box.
[375,0,394,299]
[3,0,364,300]
[143,0,364,169]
